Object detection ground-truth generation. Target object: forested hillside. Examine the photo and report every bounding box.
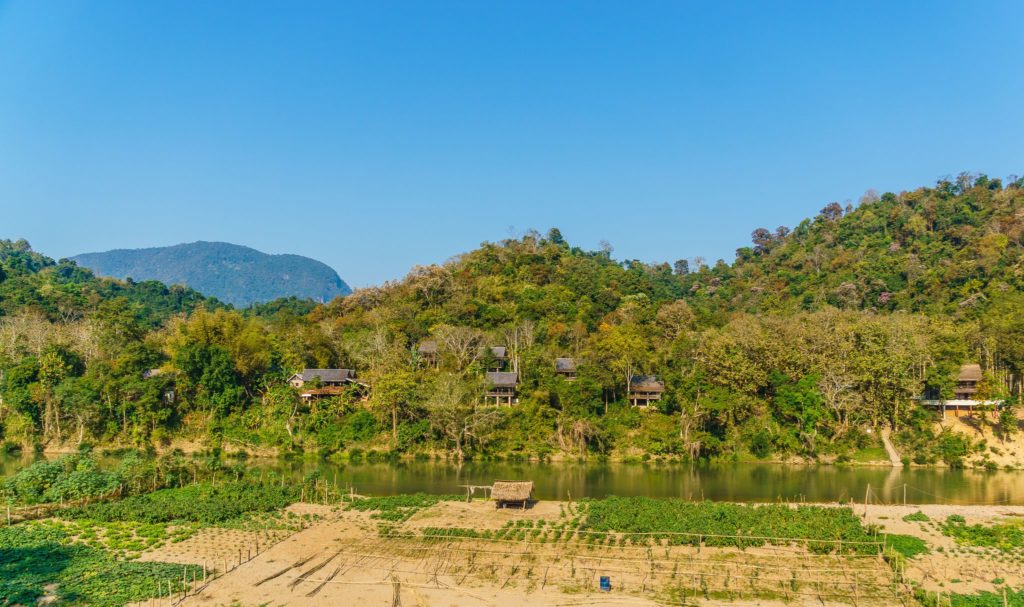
[72,241,351,306]
[687,173,1024,315]
[1,174,1022,466]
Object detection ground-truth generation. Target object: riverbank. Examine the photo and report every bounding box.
[155,499,1024,606]
[4,464,1023,607]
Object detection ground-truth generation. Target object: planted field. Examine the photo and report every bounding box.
[0,481,309,606]
[941,515,1024,554]
[27,518,199,559]
[59,482,299,525]
[0,524,198,607]
[577,497,881,553]
[345,493,463,522]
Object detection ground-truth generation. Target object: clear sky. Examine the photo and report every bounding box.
[1,1,1022,287]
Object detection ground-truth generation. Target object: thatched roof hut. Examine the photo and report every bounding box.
[955,363,983,399]
[491,480,533,508]
[957,363,982,383]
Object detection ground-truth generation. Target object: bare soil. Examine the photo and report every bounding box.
[142,501,914,607]
[863,503,1024,595]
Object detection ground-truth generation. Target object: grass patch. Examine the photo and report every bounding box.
[884,533,929,558]
[903,510,930,522]
[850,446,889,462]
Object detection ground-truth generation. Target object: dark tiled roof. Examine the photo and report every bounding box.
[629,375,665,392]
[486,371,519,388]
[555,357,576,372]
[295,368,355,383]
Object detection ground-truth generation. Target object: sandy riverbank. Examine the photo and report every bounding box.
[120,501,1024,607]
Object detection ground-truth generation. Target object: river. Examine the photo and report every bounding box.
[2,452,1021,504]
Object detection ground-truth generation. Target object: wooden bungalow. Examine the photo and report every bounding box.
[491,480,533,509]
[485,371,519,406]
[919,363,1003,419]
[955,364,982,400]
[288,368,368,401]
[555,357,577,380]
[628,375,665,408]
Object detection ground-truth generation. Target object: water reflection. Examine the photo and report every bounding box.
[1,452,1020,504]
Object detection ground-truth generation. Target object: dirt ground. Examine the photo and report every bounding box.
[862,503,1024,595]
[117,500,920,607]
[939,410,1024,469]
[118,500,1024,607]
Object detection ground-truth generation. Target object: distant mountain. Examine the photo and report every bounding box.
[72,242,351,306]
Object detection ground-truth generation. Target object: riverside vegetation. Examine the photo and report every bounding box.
[0,453,314,606]
[2,452,1022,606]
[1,173,1024,466]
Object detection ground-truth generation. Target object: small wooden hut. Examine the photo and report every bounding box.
[418,340,439,367]
[491,480,533,509]
[288,369,368,401]
[485,371,519,406]
[628,375,665,408]
[289,368,358,388]
[555,357,577,380]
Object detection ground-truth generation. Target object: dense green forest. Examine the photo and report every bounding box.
[1,174,1023,465]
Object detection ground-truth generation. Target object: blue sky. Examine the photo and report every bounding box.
[1,1,1022,287]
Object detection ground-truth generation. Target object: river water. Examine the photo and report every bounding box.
[3,453,1021,504]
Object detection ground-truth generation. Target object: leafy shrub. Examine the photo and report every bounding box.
[2,455,121,505]
[903,511,930,522]
[884,533,929,558]
[60,482,298,525]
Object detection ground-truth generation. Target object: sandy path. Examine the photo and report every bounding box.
[879,428,902,467]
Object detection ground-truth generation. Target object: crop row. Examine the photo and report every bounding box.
[346,493,463,522]
[577,497,881,554]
